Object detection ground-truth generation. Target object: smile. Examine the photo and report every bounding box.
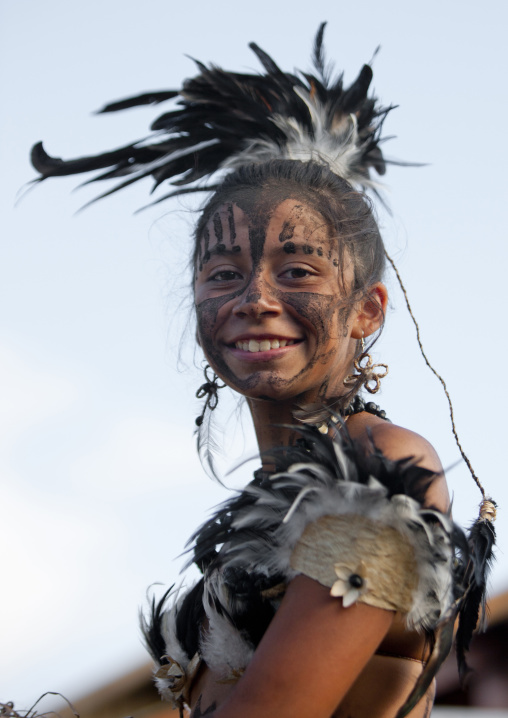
[234,338,298,352]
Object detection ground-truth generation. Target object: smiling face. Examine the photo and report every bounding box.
[194,195,368,404]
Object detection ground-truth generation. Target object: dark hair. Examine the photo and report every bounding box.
[193,159,386,301]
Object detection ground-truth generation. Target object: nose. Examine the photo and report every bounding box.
[233,275,282,319]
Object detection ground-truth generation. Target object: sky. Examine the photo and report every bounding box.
[1,0,507,712]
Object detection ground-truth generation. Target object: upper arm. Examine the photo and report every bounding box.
[215,575,394,718]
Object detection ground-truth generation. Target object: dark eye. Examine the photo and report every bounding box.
[210,270,242,282]
[281,267,311,279]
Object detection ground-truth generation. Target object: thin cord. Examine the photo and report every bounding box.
[384,249,487,500]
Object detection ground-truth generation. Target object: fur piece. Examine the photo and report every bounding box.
[30,23,397,208]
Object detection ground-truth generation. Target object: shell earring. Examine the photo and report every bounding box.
[344,334,388,394]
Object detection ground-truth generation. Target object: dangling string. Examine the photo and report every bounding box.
[384,249,495,520]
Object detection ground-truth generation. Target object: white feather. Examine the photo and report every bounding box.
[222,89,382,190]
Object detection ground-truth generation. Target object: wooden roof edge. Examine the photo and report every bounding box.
[68,662,154,713]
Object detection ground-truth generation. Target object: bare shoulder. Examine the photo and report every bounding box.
[346,412,450,512]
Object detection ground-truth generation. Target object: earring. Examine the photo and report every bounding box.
[344,334,388,394]
[195,364,225,426]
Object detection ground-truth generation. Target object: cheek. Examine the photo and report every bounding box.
[195,289,242,353]
[277,290,338,342]
[195,298,230,377]
[195,296,224,345]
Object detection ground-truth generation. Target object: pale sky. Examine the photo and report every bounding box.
[1,0,507,711]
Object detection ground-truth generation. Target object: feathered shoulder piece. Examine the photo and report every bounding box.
[30,23,395,209]
[189,421,494,718]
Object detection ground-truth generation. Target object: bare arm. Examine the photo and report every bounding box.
[213,575,394,718]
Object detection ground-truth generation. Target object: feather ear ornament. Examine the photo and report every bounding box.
[29,22,399,210]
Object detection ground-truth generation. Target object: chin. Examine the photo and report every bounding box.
[231,375,313,404]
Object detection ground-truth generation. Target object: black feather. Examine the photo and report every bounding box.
[187,420,439,577]
[312,22,330,84]
[29,24,399,210]
[140,585,175,665]
[455,517,496,683]
[98,91,179,113]
[175,579,206,660]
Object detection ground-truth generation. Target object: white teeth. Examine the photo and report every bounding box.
[234,338,298,352]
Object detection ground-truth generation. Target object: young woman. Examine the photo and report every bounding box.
[31,25,495,718]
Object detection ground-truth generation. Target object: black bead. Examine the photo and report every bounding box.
[348,573,364,588]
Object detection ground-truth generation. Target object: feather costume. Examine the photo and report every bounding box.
[141,421,492,718]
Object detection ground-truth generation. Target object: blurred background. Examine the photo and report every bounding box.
[1,0,507,713]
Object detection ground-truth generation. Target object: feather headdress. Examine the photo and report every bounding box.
[30,23,396,209]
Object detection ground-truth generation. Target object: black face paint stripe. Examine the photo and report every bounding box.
[249,226,266,269]
[213,212,223,244]
[227,203,236,244]
[278,204,305,242]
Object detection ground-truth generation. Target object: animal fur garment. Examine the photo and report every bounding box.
[30,23,400,209]
[141,421,489,717]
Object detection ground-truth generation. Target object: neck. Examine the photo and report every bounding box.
[247,397,298,465]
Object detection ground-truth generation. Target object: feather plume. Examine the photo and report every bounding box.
[30,23,398,209]
[455,516,496,683]
[140,585,176,665]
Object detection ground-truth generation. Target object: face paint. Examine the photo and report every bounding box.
[278,204,304,242]
[194,197,357,403]
[197,203,245,271]
[213,212,223,244]
[227,203,236,244]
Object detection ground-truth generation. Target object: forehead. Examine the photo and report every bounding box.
[201,197,332,245]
